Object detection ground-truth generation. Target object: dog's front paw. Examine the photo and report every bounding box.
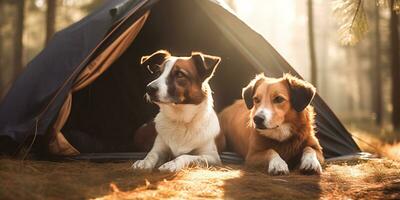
[158,161,180,172]
[131,159,154,171]
[268,156,289,176]
[299,154,322,175]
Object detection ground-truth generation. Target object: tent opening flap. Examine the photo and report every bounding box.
[49,12,149,156]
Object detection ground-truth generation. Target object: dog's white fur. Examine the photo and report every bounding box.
[258,123,292,142]
[299,147,322,174]
[267,149,289,175]
[147,57,177,103]
[132,57,221,172]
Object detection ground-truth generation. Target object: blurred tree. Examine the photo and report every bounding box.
[0,0,4,97]
[308,0,317,86]
[46,0,56,45]
[390,1,400,130]
[14,0,25,77]
[81,0,104,12]
[372,5,383,125]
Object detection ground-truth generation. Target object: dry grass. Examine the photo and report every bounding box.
[1,125,400,199]
[350,126,400,160]
[0,158,399,200]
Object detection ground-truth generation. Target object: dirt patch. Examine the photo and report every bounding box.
[1,158,399,199]
[0,159,173,199]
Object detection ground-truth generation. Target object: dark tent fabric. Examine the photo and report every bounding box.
[0,0,360,158]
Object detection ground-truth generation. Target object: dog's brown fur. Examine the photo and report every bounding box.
[133,121,157,152]
[218,74,324,175]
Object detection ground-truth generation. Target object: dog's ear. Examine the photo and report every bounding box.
[191,52,221,81]
[242,84,254,109]
[242,74,264,109]
[284,73,316,112]
[141,50,171,73]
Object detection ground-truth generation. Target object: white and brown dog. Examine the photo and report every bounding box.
[218,73,324,175]
[132,50,222,172]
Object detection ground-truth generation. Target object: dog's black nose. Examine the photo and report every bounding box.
[253,115,265,127]
[146,84,158,96]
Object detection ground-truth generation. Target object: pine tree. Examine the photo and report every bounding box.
[0,0,4,98]
[46,0,56,45]
[333,0,369,46]
[308,0,317,86]
[14,0,25,76]
[372,4,383,125]
[389,0,400,130]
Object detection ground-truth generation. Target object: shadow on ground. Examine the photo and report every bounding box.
[1,158,400,199]
[0,159,175,199]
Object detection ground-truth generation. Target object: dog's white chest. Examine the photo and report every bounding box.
[165,124,195,156]
[156,120,207,157]
[154,106,220,157]
[167,130,196,157]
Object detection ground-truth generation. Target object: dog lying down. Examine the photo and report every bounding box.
[132,50,222,172]
[218,73,324,175]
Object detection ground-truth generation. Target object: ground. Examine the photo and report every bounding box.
[1,128,400,200]
[1,158,400,199]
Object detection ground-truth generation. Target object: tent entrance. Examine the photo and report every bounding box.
[49,12,150,155]
[55,0,259,155]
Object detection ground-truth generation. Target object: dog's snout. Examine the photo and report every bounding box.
[253,115,265,126]
[253,114,268,129]
[146,84,158,95]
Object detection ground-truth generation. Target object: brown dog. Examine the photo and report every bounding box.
[218,73,323,175]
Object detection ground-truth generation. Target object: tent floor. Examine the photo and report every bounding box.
[1,158,399,199]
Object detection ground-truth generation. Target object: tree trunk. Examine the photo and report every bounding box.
[373,5,383,125]
[0,0,4,98]
[46,0,56,45]
[14,0,25,77]
[307,0,317,86]
[390,1,400,130]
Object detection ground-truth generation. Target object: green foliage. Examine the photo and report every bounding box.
[334,0,400,46]
[333,0,369,46]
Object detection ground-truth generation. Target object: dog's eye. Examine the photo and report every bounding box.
[273,96,285,104]
[253,97,260,104]
[176,71,185,78]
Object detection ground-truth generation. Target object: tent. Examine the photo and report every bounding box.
[0,0,360,159]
